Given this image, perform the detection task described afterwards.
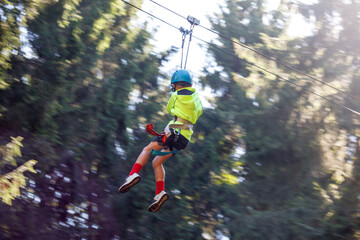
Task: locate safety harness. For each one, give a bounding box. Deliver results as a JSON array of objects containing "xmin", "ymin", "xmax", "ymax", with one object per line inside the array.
[
  {"xmin": 168, "ymin": 116, "xmax": 193, "ymax": 130},
  {"xmin": 146, "ymin": 117, "xmax": 194, "ymax": 156},
  {"xmin": 146, "ymin": 123, "xmax": 168, "ymax": 146}
]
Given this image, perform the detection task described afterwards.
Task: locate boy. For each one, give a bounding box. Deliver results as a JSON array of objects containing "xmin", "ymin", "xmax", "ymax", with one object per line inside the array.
[{"xmin": 118, "ymin": 69, "xmax": 203, "ymax": 213}]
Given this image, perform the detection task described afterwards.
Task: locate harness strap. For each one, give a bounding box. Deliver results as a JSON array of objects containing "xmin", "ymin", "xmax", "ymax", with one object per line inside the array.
[
  {"xmin": 150, "ymin": 149, "xmax": 179, "ymax": 156},
  {"xmin": 146, "ymin": 123, "xmax": 167, "ymax": 145},
  {"xmin": 170, "ymin": 116, "xmax": 193, "ymax": 130},
  {"xmin": 146, "ymin": 124, "xmax": 160, "ymax": 136},
  {"xmin": 146, "ymin": 123, "xmax": 178, "ymax": 156}
]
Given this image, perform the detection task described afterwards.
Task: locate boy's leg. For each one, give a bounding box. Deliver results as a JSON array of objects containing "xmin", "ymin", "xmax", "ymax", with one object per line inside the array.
[
  {"xmin": 152, "ymin": 152, "xmax": 173, "ymax": 186},
  {"xmin": 118, "ymin": 141, "xmax": 163, "ymax": 193},
  {"xmin": 134, "ymin": 141, "xmax": 163, "ymax": 166},
  {"xmin": 148, "ymin": 151, "xmax": 173, "ymax": 212}
]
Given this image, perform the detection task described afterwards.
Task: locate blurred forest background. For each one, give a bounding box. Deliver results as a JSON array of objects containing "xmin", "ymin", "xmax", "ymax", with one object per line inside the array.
[{"xmin": 1, "ymin": 0, "xmax": 360, "ymax": 239}]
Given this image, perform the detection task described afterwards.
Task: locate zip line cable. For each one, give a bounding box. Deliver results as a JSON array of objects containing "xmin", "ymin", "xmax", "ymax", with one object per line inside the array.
[
  {"xmin": 193, "ymin": 35, "xmax": 360, "ymax": 116},
  {"xmin": 149, "ymin": 0, "xmax": 186, "ymax": 20},
  {"xmin": 122, "ymin": 0, "xmax": 195, "ymax": 70},
  {"xmin": 120, "ymin": 0, "xmax": 360, "ymax": 116},
  {"xmin": 123, "ymin": 0, "xmax": 179, "ymax": 29},
  {"xmin": 147, "ymin": 0, "xmax": 360, "ymax": 104}
]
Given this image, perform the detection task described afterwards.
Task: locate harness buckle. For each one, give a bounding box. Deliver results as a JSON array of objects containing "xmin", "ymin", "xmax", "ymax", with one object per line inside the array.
[{"xmin": 173, "ymin": 128, "xmax": 180, "ymax": 143}]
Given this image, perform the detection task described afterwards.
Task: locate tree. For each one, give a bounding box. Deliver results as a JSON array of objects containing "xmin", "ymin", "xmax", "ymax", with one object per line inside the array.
[
  {"xmin": 200, "ymin": 0, "xmax": 360, "ymax": 239},
  {"xmin": 0, "ymin": 136, "xmax": 37, "ymax": 205},
  {"xmin": 0, "ymin": 0, "xmax": 173, "ymax": 239}
]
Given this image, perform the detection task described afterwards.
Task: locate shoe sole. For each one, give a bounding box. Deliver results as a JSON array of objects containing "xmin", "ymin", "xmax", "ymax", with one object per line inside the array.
[
  {"xmin": 118, "ymin": 176, "xmax": 141, "ymax": 193},
  {"xmin": 148, "ymin": 193, "xmax": 169, "ymax": 213}
]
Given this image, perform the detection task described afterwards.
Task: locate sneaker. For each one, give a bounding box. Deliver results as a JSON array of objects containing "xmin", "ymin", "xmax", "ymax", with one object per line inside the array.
[
  {"xmin": 147, "ymin": 191, "xmax": 169, "ymax": 213},
  {"xmin": 118, "ymin": 173, "xmax": 141, "ymax": 193}
]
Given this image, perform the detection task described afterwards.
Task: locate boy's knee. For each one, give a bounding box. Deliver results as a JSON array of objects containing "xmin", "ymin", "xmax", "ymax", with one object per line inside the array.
[
  {"xmin": 143, "ymin": 145, "xmax": 153, "ymax": 153},
  {"xmin": 152, "ymin": 158, "xmax": 160, "ymax": 168}
]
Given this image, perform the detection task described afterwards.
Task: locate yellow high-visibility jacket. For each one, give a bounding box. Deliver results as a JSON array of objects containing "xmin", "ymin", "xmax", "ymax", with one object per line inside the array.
[{"xmin": 166, "ymin": 87, "xmax": 203, "ymax": 140}]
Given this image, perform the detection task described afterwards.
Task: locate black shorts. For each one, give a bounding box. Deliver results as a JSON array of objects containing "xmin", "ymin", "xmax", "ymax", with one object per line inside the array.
[{"xmin": 152, "ymin": 128, "xmax": 189, "ymax": 151}]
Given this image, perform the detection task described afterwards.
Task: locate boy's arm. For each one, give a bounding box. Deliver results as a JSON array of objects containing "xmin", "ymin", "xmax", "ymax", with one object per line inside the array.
[{"xmin": 166, "ymin": 93, "xmax": 176, "ymax": 114}]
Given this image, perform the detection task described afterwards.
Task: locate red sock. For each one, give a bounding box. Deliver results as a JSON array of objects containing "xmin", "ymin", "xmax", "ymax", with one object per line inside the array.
[
  {"xmin": 155, "ymin": 181, "xmax": 165, "ymax": 195},
  {"xmin": 129, "ymin": 163, "xmax": 143, "ymax": 176}
]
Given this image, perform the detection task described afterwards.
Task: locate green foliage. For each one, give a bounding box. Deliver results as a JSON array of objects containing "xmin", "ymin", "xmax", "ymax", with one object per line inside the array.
[
  {"xmin": 0, "ymin": 1, "xmax": 21, "ymax": 89},
  {"xmin": 0, "ymin": 136, "xmax": 23, "ymax": 167},
  {"xmin": 0, "ymin": 136, "xmax": 37, "ymax": 205},
  {"xmin": 0, "ymin": 0, "xmax": 360, "ymax": 239},
  {"xmin": 199, "ymin": 0, "xmax": 360, "ymax": 239}
]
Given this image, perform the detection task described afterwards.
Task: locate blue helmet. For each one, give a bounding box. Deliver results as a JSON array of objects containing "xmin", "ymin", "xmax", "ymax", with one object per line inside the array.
[{"xmin": 171, "ymin": 69, "xmax": 192, "ymax": 85}]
